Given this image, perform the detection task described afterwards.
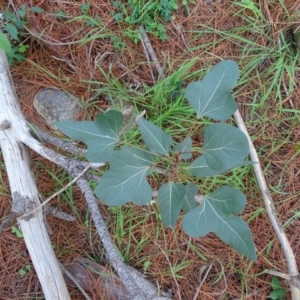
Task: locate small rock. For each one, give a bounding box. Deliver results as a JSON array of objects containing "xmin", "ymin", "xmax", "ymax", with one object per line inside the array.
[{"xmin": 34, "ymin": 88, "xmax": 82, "ymax": 129}]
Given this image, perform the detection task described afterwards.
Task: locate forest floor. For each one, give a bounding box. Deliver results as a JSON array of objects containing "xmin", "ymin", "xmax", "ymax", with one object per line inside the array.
[{"xmin": 0, "ymin": 0, "xmax": 300, "ymax": 299}]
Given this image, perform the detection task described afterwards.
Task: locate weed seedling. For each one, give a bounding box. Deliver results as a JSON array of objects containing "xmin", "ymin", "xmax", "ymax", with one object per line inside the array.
[
  {"xmin": 143, "ymin": 260, "xmax": 152, "ymax": 272},
  {"xmin": 19, "ymin": 264, "xmax": 32, "ymax": 276},
  {"xmin": 0, "ymin": 5, "xmax": 44, "ymax": 65},
  {"xmin": 112, "ymin": 0, "xmax": 178, "ymax": 41},
  {"xmin": 269, "ymin": 276, "xmax": 286, "ymax": 300},
  {"xmin": 12, "ymin": 226, "xmax": 23, "ymax": 238},
  {"xmin": 56, "ymin": 60, "xmax": 256, "ymax": 260}
]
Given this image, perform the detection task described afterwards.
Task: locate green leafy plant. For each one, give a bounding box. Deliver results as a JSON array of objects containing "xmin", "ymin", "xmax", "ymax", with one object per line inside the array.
[
  {"xmin": 269, "ymin": 276, "xmax": 286, "ymax": 300},
  {"xmin": 54, "ymin": 10, "xmax": 69, "ymax": 20},
  {"xmin": 143, "ymin": 260, "xmax": 152, "ymax": 272},
  {"xmin": 19, "ymin": 264, "xmax": 32, "ymax": 276},
  {"xmin": 80, "ymin": 3, "xmax": 91, "ymax": 15},
  {"xmin": 112, "ymin": 0, "xmax": 178, "ymax": 41},
  {"xmin": 0, "ymin": 5, "xmax": 44, "ymax": 65},
  {"xmin": 12, "ymin": 226, "xmax": 23, "ymax": 238},
  {"xmin": 55, "ymin": 60, "xmax": 256, "ymax": 260}
]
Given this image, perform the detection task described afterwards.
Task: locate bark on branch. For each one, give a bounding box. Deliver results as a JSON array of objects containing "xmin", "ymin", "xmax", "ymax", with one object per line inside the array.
[
  {"xmin": 0, "ymin": 50, "xmax": 70, "ymax": 299},
  {"xmin": 0, "ymin": 50, "xmax": 172, "ymax": 300}
]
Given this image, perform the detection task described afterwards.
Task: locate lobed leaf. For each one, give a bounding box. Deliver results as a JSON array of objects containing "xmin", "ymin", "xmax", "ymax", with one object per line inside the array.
[
  {"xmin": 95, "ymin": 146, "xmax": 154, "ymax": 205},
  {"xmin": 55, "ymin": 110, "xmax": 123, "ymax": 162},
  {"xmin": 188, "ymin": 156, "xmax": 252, "ymax": 178},
  {"xmin": 185, "ymin": 60, "xmax": 239, "ymax": 121},
  {"xmin": 158, "ymin": 182, "xmax": 186, "ymax": 228},
  {"xmin": 182, "ymin": 186, "xmax": 256, "ymax": 260},
  {"xmin": 137, "ymin": 117, "xmax": 173, "ymax": 156},
  {"xmin": 202, "ymin": 123, "xmax": 249, "ymax": 171}
]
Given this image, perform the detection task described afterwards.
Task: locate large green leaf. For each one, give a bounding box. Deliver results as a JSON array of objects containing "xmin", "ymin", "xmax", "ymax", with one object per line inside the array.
[
  {"xmin": 55, "ymin": 110, "xmax": 123, "ymax": 162},
  {"xmin": 137, "ymin": 117, "xmax": 173, "ymax": 156},
  {"xmin": 182, "ymin": 183, "xmax": 197, "ymax": 213},
  {"xmin": 185, "ymin": 60, "xmax": 239, "ymax": 121},
  {"xmin": 182, "ymin": 186, "xmax": 256, "ymax": 260},
  {"xmin": 188, "ymin": 156, "xmax": 252, "ymax": 178},
  {"xmin": 158, "ymin": 182, "xmax": 186, "ymax": 228},
  {"xmin": 202, "ymin": 123, "xmax": 249, "ymax": 170},
  {"xmin": 95, "ymin": 146, "xmax": 154, "ymax": 205},
  {"xmin": 173, "ymin": 137, "xmax": 192, "ymax": 160}
]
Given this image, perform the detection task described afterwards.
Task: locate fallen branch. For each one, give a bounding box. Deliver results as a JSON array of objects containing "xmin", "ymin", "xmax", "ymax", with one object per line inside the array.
[
  {"xmin": 0, "ymin": 50, "xmax": 70, "ymax": 299},
  {"xmin": 233, "ymin": 109, "xmax": 300, "ymax": 298},
  {"xmin": 0, "ymin": 49, "xmax": 172, "ymax": 299}
]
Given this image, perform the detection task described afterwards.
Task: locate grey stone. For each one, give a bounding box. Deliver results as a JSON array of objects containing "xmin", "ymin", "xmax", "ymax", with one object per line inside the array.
[{"xmin": 34, "ymin": 88, "xmax": 82, "ymax": 129}]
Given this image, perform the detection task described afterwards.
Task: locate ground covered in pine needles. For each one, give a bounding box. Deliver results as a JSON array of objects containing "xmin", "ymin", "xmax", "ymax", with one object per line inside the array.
[{"xmin": 0, "ymin": 1, "xmax": 300, "ymax": 299}]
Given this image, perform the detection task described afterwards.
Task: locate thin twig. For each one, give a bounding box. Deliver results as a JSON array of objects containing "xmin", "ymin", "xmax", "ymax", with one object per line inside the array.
[
  {"xmin": 155, "ymin": 242, "xmax": 181, "ymax": 300},
  {"xmin": 139, "ymin": 26, "xmax": 165, "ymax": 80},
  {"xmin": 192, "ymin": 263, "xmax": 212, "ymax": 300},
  {"xmin": 30, "ymin": 125, "xmax": 105, "ymax": 169},
  {"xmin": 264, "ymin": 270, "xmax": 300, "ymax": 289},
  {"xmin": 19, "ymin": 162, "xmax": 92, "ymax": 220},
  {"xmin": 31, "ymin": 126, "xmax": 86, "ymax": 156},
  {"xmin": 139, "ymin": 31, "xmax": 156, "ymax": 83},
  {"xmin": 171, "ymin": 20, "xmax": 190, "ymax": 50},
  {"xmin": 265, "ymin": 269, "xmax": 291, "ymax": 281},
  {"xmin": 43, "ymin": 204, "xmax": 76, "ymax": 222},
  {"xmin": 233, "ymin": 109, "xmax": 300, "ymax": 297}
]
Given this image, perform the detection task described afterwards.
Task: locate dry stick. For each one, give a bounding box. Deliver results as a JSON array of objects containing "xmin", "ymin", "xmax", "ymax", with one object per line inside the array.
[
  {"xmin": 155, "ymin": 242, "xmax": 181, "ymax": 300},
  {"xmin": 139, "ymin": 26, "xmax": 165, "ymax": 80},
  {"xmin": 43, "ymin": 203, "xmax": 76, "ymax": 222},
  {"xmin": 233, "ymin": 110, "xmax": 300, "ymax": 299},
  {"xmin": 0, "ymin": 203, "xmax": 75, "ymax": 233},
  {"xmin": 139, "ymin": 31, "xmax": 156, "ymax": 83},
  {"xmin": 265, "ymin": 269, "xmax": 300, "ymax": 289},
  {"xmin": 192, "ymin": 263, "xmax": 212, "ymax": 300},
  {"xmin": 30, "ymin": 126, "xmax": 104, "ymax": 169},
  {"xmin": 31, "ymin": 126, "xmax": 87, "ymax": 157},
  {"xmin": 19, "ymin": 162, "xmax": 93, "ymax": 220},
  {"xmin": 1, "ymin": 54, "xmax": 70, "ymax": 298}
]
